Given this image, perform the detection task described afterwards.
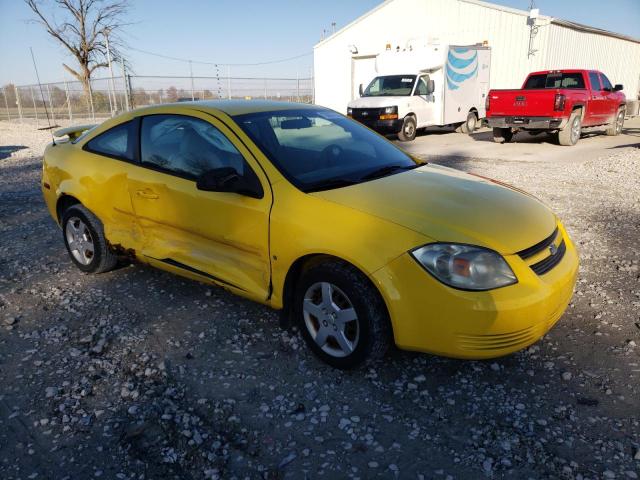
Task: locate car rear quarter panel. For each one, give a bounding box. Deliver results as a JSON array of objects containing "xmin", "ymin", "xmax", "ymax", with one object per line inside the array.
[{"xmin": 42, "ymin": 141, "xmax": 143, "ymax": 250}]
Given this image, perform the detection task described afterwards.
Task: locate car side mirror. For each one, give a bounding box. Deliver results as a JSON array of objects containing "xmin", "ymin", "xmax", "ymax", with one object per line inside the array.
[
  {"xmin": 358, "ymin": 83, "xmax": 364, "ymax": 97},
  {"xmin": 196, "ymin": 167, "xmax": 263, "ymax": 198},
  {"xmin": 614, "ymin": 84, "xmax": 623, "ymax": 91},
  {"xmin": 427, "ymin": 79, "xmax": 435, "ymax": 95}
]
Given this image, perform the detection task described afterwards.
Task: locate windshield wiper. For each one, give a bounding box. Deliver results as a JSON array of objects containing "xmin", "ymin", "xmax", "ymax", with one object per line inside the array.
[
  {"xmin": 304, "ymin": 178, "xmax": 359, "ymax": 193},
  {"xmin": 358, "ymin": 163, "xmax": 420, "ymax": 182}
]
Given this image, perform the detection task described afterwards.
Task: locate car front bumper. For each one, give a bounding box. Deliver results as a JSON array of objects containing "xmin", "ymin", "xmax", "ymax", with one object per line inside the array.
[
  {"xmin": 371, "ymin": 223, "xmax": 579, "ymax": 359},
  {"xmin": 351, "ymin": 117, "xmax": 403, "ymax": 134},
  {"xmin": 486, "ymin": 116, "xmax": 567, "ymax": 130}
]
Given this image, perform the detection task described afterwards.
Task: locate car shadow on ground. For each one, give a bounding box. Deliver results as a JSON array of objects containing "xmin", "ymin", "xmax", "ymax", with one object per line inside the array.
[{"xmin": 0, "ymin": 145, "xmax": 27, "ymax": 160}]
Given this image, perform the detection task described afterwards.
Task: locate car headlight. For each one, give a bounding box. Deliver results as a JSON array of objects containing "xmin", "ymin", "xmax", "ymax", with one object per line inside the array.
[
  {"xmin": 383, "ymin": 106, "xmax": 397, "ymax": 114},
  {"xmin": 347, "ymin": 107, "xmax": 353, "ymax": 116},
  {"xmin": 411, "ymin": 243, "xmax": 517, "ymax": 291}
]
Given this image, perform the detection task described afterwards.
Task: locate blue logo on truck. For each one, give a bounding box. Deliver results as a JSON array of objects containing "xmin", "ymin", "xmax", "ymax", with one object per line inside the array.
[{"xmin": 446, "ymin": 48, "xmax": 478, "ymax": 90}]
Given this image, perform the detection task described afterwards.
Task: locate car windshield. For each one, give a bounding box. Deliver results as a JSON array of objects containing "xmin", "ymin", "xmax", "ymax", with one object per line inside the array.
[
  {"xmin": 523, "ymin": 73, "xmax": 585, "ymax": 89},
  {"xmin": 233, "ymin": 108, "xmax": 420, "ymax": 192},
  {"xmin": 363, "ymin": 75, "xmax": 416, "ymax": 97}
]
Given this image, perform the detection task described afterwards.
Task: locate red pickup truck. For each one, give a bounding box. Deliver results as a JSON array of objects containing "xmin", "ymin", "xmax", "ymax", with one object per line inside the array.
[{"xmin": 486, "ymin": 69, "xmax": 626, "ymax": 146}]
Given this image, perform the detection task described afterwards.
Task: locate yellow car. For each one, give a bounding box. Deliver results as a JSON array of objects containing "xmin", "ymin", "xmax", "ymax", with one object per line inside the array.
[{"xmin": 42, "ymin": 101, "xmax": 579, "ymax": 368}]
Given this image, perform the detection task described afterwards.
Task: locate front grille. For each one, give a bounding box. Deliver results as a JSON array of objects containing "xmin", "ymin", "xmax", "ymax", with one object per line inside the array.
[
  {"xmin": 530, "ymin": 239, "xmax": 566, "ymax": 275},
  {"xmin": 350, "ymin": 108, "xmax": 382, "ymax": 121},
  {"xmin": 517, "ymin": 227, "xmax": 558, "ymax": 260},
  {"xmin": 456, "ymin": 325, "xmax": 541, "ymax": 352}
]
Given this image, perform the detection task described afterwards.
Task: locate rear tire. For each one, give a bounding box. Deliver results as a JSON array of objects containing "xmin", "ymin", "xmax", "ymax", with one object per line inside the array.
[
  {"xmin": 397, "ymin": 116, "xmax": 417, "ymax": 142},
  {"xmin": 558, "ymin": 110, "xmax": 582, "ymax": 146},
  {"xmin": 61, "ymin": 204, "xmax": 118, "ymax": 274},
  {"xmin": 295, "ymin": 260, "xmax": 392, "ymax": 369},
  {"xmin": 492, "ymin": 127, "xmax": 513, "ymax": 143},
  {"xmin": 605, "ymin": 108, "xmax": 625, "ymax": 136},
  {"xmin": 459, "ymin": 112, "xmax": 478, "ymax": 134}
]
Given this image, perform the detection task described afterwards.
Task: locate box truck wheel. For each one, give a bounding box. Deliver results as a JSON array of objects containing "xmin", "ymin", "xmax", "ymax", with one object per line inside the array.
[
  {"xmin": 492, "ymin": 127, "xmax": 513, "ymax": 143},
  {"xmin": 397, "ymin": 116, "xmax": 417, "ymax": 142},
  {"xmin": 458, "ymin": 112, "xmax": 478, "ymax": 134}
]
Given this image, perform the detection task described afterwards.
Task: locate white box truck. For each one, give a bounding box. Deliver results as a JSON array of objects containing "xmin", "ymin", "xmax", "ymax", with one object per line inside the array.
[{"xmin": 347, "ymin": 44, "xmax": 491, "ymax": 141}]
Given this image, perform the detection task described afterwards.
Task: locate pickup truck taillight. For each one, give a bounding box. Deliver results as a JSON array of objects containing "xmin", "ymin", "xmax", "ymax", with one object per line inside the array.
[
  {"xmin": 554, "ymin": 93, "xmax": 566, "ymax": 111},
  {"xmin": 485, "ymin": 95, "xmax": 490, "ymax": 112}
]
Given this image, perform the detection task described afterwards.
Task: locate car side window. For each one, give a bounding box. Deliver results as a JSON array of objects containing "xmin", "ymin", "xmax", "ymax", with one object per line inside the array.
[
  {"xmin": 85, "ymin": 121, "xmax": 136, "ymax": 161},
  {"xmin": 600, "ymin": 73, "xmax": 613, "ymax": 91},
  {"xmin": 415, "ymin": 76, "xmax": 429, "ymax": 96},
  {"xmin": 140, "ymin": 114, "xmax": 247, "ymax": 179},
  {"xmin": 588, "ymin": 72, "xmax": 602, "ymax": 91}
]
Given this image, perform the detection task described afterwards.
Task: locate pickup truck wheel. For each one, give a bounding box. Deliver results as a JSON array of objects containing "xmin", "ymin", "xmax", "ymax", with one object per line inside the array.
[
  {"xmin": 397, "ymin": 116, "xmax": 417, "ymax": 142},
  {"xmin": 62, "ymin": 204, "xmax": 118, "ymax": 274},
  {"xmin": 295, "ymin": 260, "xmax": 392, "ymax": 369},
  {"xmin": 558, "ymin": 111, "xmax": 581, "ymax": 146},
  {"xmin": 492, "ymin": 127, "xmax": 513, "ymax": 143},
  {"xmin": 606, "ymin": 109, "xmax": 625, "ymax": 136},
  {"xmin": 459, "ymin": 112, "xmax": 478, "ymax": 134}
]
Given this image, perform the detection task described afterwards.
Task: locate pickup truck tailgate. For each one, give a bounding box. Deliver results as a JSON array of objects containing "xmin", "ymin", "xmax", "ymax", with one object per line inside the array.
[{"xmin": 488, "ymin": 89, "xmax": 558, "ymax": 117}]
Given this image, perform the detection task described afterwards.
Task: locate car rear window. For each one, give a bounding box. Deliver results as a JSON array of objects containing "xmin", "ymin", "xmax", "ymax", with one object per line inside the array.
[
  {"xmin": 523, "ymin": 73, "xmax": 585, "ymax": 89},
  {"xmin": 84, "ymin": 121, "xmax": 136, "ymax": 161}
]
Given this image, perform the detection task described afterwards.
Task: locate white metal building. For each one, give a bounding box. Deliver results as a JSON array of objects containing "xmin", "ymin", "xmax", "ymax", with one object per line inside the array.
[{"xmin": 313, "ymin": 0, "xmax": 640, "ymax": 114}]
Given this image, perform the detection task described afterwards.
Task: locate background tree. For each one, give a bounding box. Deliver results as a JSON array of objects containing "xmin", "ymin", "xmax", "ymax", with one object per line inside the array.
[
  {"xmin": 166, "ymin": 86, "xmax": 178, "ymax": 102},
  {"xmin": 25, "ymin": 0, "xmax": 129, "ymax": 104}
]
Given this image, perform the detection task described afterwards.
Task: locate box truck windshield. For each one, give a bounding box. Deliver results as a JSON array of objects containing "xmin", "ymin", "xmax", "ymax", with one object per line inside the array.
[{"xmin": 364, "ymin": 75, "xmax": 416, "ymax": 97}]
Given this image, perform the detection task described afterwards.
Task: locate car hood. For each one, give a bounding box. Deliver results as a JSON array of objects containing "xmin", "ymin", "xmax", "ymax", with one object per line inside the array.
[
  {"xmin": 312, "ymin": 164, "xmax": 557, "ymax": 254},
  {"xmin": 348, "ymin": 96, "xmax": 411, "ymax": 109}
]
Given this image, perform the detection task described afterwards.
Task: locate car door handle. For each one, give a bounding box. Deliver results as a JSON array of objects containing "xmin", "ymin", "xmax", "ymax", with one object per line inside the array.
[{"xmin": 136, "ymin": 189, "xmax": 159, "ymax": 199}]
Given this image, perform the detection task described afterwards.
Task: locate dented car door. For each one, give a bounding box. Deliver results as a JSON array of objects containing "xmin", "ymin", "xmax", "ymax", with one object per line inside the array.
[{"xmin": 127, "ymin": 110, "xmax": 272, "ymax": 301}]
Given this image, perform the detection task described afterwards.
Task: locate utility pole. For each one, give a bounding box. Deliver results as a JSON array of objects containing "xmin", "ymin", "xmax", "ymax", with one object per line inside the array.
[
  {"xmin": 105, "ymin": 28, "xmax": 118, "ymax": 113},
  {"xmin": 120, "ymin": 59, "xmax": 130, "ymax": 111}
]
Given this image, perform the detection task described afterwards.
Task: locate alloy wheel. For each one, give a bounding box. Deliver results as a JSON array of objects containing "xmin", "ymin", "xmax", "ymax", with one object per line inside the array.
[
  {"xmin": 65, "ymin": 216, "xmax": 95, "ymax": 265},
  {"xmin": 302, "ymin": 281, "xmax": 360, "ymax": 358},
  {"xmin": 571, "ymin": 117, "xmax": 581, "ymax": 143},
  {"xmin": 616, "ymin": 111, "xmax": 624, "ymax": 134}
]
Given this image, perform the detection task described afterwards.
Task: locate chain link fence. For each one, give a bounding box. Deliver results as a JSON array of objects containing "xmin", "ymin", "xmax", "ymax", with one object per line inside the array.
[{"xmin": 0, "ymin": 75, "xmax": 314, "ymax": 125}]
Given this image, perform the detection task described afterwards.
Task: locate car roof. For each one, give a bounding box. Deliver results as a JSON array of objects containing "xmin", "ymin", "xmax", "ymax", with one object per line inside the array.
[
  {"xmin": 526, "ymin": 69, "xmax": 596, "ymax": 76},
  {"xmin": 133, "ymin": 99, "xmax": 321, "ymax": 117}
]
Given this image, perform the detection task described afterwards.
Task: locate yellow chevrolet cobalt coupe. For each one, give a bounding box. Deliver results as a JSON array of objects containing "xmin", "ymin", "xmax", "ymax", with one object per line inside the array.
[{"xmin": 42, "ymin": 101, "xmax": 578, "ymax": 368}]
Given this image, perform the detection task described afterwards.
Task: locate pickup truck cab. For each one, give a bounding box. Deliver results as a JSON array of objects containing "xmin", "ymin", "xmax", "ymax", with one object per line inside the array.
[{"xmin": 486, "ymin": 69, "xmax": 626, "ymax": 146}]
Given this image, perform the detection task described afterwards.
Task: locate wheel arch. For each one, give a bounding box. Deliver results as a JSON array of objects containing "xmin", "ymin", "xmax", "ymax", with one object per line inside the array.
[
  {"xmin": 279, "ymin": 253, "xmax": 392, "ymax": 330},
  {"xmin": 571, "ymin": 104, "xmax": 585, "ymax": 120},
  {"xmin": 56, "ymin": 194, "xmax": 82, "ymax": 224}
]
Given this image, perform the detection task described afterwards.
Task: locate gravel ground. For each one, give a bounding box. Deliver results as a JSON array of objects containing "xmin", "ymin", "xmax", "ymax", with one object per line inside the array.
[{"xmin": 0, "ymin": 119, "xmax": 639, "ymax": 480}]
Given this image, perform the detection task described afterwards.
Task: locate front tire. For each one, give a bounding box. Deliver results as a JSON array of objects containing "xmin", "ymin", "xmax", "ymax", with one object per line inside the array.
[
  {"xmin": 295, "ymin": 261, "xmax": 392, "ymax": 369},
  {"xmin": 397, "ymin": 116, "xmax": 417, "ymax": 142},
  {"xmin": 458, "ymin": 112, "xmax": 478, "ymax": 134},
  {"xmin": 605, "ymin": 108, "xmax": 625, "ymax": 136},
  {"xmin": 558, "ymin": 110, "xmax": 582, "ymax": 146},
  {"xmin": 62, "ymin": 204, "xmax": 118, "ymax": 273},
  {"xmin": 492, "ymin": 127, "xmax": 513, "ymax": 143}
]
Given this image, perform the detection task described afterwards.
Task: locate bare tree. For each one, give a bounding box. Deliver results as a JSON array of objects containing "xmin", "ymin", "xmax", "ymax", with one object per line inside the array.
[{"xmin": 25, "ymin": 0, "xmax": 128, "ymax": 103}]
